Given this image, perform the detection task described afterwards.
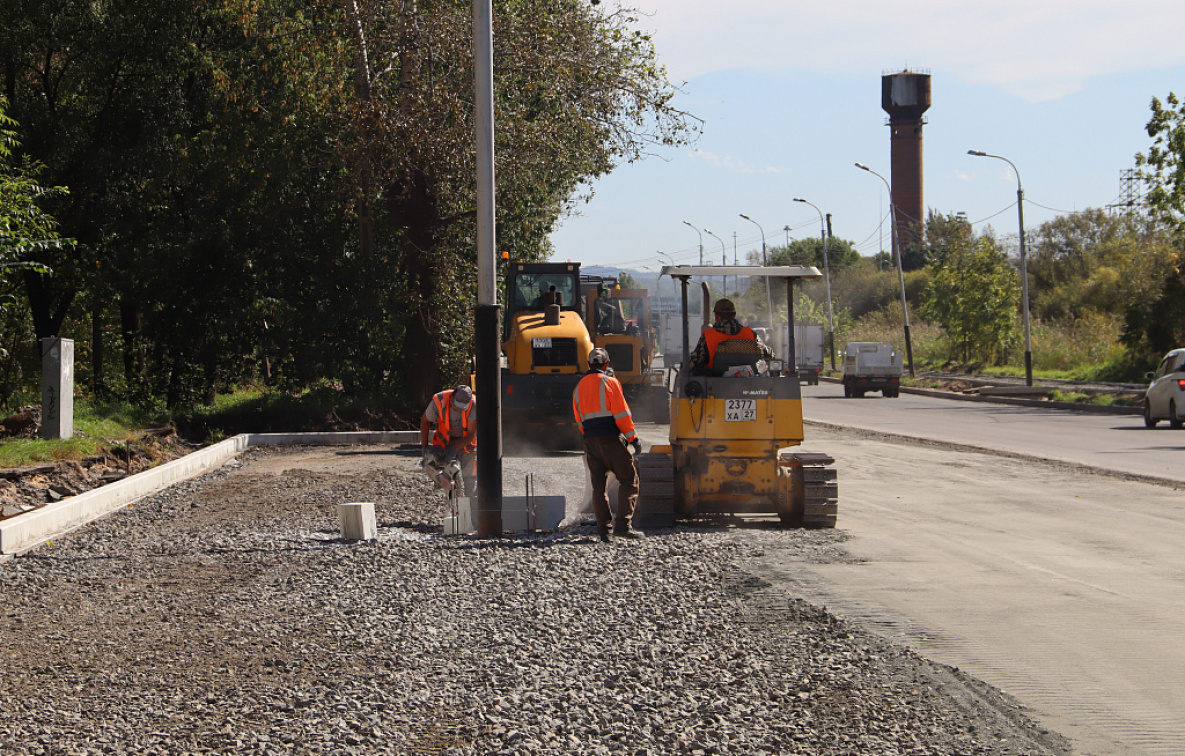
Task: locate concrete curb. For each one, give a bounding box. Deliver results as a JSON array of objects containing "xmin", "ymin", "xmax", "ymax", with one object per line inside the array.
[
  {"xmin": 817, "ymin": 375, "xmax": 1142, "ymax": 415},
  {"xmin": 0, "ymin": 430, "xmax": 421, "ymax": 557}
]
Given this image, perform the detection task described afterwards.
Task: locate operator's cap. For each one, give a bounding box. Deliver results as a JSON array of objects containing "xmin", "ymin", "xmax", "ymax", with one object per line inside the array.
[
  {"xmin": 451, "ymin": 385, "xmax": 473, "ymax": 409},
  {"xmin": 714, "ymin": 298, "xmax": 737, "ymax": 317}
]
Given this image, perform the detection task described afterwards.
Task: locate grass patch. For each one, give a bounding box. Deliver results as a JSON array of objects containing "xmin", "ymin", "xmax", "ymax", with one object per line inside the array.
[{"xmin": 0, "ymin": 399, "xmax": 160, "ymax": 468}]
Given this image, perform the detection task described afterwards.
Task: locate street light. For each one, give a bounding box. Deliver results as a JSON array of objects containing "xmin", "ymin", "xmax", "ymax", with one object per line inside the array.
[
  {"xmin": 794, "ymin": 198, "xmax": 836, "ymax": 370},
  {"xmin": 739, "ymin": 213, "xmax": 775, "ymax": 330},
  {"xmin": 682, "ymin": 221, "xmax": 704, "ymax": 265},
  {"xmin": 855, "ymin": 162, "xmax": 915, "ymax": 377},
  {"xmin": 704, "ymin": 228, "xmax": 728, "ymax": 294},
  {"xmin": 968, "ymin": 149, "xmax": 1033, "ymax": 386}
]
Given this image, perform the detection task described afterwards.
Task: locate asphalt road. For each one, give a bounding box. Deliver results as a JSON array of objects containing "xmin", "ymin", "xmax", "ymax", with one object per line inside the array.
[
  {"xmin": 738, "ymin": 383, "xmax": 1185, "ymax": 756},
  {"xmin": 800, "ymin": 382, "xmax": 1185, "ymax": 484}
]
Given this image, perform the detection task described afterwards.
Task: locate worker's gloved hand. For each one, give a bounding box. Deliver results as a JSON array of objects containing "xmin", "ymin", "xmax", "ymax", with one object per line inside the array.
[{"xmin": 630, "ymin": 439, "xmax": 643, "ymax": 456}]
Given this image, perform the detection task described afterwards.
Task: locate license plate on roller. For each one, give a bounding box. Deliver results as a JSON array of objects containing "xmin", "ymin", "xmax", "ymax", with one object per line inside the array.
[{"xmin": 725, "ymin": 399, "xmax": 756, "ymax": 422}]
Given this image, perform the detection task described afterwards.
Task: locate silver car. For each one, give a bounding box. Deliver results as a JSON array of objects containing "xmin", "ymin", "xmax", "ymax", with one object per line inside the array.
[{"xmin": 1144, "ymin": 348, "xmax": 1185, "ymax": 428}]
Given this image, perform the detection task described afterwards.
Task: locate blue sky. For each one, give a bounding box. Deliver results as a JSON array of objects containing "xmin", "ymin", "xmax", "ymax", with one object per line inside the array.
[{"xmin": 548, "ymin": 0, "xmax": 1185, "ymax": 270}]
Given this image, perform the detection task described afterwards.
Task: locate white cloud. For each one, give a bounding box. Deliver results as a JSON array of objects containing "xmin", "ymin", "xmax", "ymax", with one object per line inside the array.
[
  {"xmin": 690, "ymin": 148, "xmax": 791, "ymax": 175},
  {"xmin": 626, "ymin": 0, "xmax": 1185, "ymax": 101}
]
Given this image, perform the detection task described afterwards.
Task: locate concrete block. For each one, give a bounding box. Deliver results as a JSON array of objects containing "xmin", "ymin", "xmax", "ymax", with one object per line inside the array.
[
  {"xmin": 40, "ymin": 337, "xmax": 74, "ymax": 440},
  {"xmin": 442, "ymin": 496, "xmax": 476, "ymax": 535},
  {"xmin": 338, "ymin": 502, "xmax": 377, "ymax": 540},
  {"xmin": 501, "ymin": 495, "xmax": 566, "ymax": 532}
]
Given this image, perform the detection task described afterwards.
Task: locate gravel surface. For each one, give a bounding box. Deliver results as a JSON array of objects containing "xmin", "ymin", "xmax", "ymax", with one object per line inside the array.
[{"xmin": 1, "ymin": 444, "xmax": 1068, "ymax": 755}]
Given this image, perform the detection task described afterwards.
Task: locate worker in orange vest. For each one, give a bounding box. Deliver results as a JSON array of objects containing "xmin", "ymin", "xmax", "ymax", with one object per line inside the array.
[
  {"xmin": 572, "ymin": 348, "xmax": 643, "ymax": 542},
  {"xmin": 420, "ymin": 385, "xmax": 477, "ymax": 496},
  {"xmin": 688, "ymin": 298, "xmax": 772, "ymax": 375}
]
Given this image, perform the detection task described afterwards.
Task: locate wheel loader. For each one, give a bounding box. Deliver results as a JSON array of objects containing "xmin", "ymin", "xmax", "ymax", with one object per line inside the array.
[{"xmin": 635, "ymin": 265, "xmax": 838, "ymax": 529}]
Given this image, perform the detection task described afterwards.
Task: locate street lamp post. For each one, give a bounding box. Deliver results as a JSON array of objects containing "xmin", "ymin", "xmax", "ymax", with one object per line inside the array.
[
  {"xmin": 968, "ymin": 150, "xmax": 1033, "ymax": 386},
  {"xmin": 794, "ymin": 198, "xmax": 836, "ymax": 370},
  {"xmin": 682, "ymin": 221, "xmax": 704, "ymax": 266},
  {"xmin": 739, "ymin": 213, "xmax": 775, "ymax": 330},
  {"xmin": 704, "ymin": 228, "xmax": 728, "ymax": 295},
  {"xmin": 855, "ymin": 162, "xmax": 915, "ymax": 377},
  {"xmin": 472, "ymin": 0, "xmax": 502, "ymax": 536}
]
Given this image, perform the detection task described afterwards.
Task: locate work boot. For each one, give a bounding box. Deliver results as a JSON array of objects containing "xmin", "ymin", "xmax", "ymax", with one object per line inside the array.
[
  {"xmin": 614, "ymin": 527, "xmax": 644, "ymax": 540},
  {"xmin": 599, "ymin": 533, "xmax": 611, "ymax": 544}
]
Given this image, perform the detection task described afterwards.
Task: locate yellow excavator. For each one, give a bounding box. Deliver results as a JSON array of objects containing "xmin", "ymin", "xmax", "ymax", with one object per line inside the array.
[{"xmin": 635, "ymin": 265, "xmax": 838, "ymax": 529}]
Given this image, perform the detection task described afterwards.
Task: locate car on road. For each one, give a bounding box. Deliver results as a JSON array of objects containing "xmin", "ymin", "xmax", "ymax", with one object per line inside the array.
[{"xmin": 1144, "ymin": 348, "xmax": 1185, "ymax": 428}]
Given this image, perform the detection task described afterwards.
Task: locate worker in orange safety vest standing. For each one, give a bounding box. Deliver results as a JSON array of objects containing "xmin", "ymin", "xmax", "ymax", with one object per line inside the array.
[
  {"xmin": 572, "ymin": 348, "xmax": 643, "ymax": 542},
  {"xmin": 420, "ymin": 385, "xmax": 477, "ymax": 497}
]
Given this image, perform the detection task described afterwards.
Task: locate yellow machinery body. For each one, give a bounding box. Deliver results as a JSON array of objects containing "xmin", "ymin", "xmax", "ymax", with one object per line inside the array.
[
  {"xmin": 632, "ymin": 265, "xmax": 838, "ymax": 529},
  {"xmin": 586, "ymin": 286, "xmax": 667, "ymax": 421},
  {"xmin": 499, "ymin": 262, "xmax": 593, "ymax": 447}
]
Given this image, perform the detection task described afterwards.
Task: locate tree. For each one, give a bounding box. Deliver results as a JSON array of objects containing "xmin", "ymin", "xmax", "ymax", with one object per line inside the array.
[
  {"xmin": 323, "ymin": 0, "xmax": 696, "ymax": 404},
  {"xmin": 920, "ymin": 236, "xmax": 1019, "ymax": 366},
  {"xmin": 1128, "ymin": 93, "xmax": 1185, "ymax": 358},
  {"xmin": 767, "ymin": 236, "xmax": 860, "ymax": 271},
  {"xmin": 0, "ymin": 98, "xmax": 63, "ymax": 332}
]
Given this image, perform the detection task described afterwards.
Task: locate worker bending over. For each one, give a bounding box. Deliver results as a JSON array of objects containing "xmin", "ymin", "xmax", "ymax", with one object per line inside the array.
[
  {"xmin": 688, "ymin": 298, "xmax": 773, "ymax": 375},
  {"xmin": 420, "ymin": 385, "xmax": 477, "ymax": 497},
  {"xmin": 572, "ymin": 348, "xmax": 643, "ymax": 542}
]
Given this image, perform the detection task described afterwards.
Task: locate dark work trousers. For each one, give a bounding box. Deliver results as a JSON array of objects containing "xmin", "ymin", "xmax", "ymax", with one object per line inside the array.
[{"xmin": 583, "ymin": 435, "xmax": 639, "ymax": 534}]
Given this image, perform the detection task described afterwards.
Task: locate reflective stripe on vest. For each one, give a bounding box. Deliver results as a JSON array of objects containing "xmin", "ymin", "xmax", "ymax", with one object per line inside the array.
[{"xmin": 572, "ymin": 370, "xmax": 636, "ymax": 440}]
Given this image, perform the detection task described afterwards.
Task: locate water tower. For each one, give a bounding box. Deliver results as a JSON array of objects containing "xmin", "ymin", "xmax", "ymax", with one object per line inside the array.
[{"xmin": 881, "ymin": 70, "xmax": 931, "ymax": 246}]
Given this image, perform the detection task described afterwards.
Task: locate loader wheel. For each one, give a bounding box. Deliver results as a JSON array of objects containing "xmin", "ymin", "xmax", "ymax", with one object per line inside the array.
[{"xmin": 634, "ymin": 452, "xmax": 676, "ymax": 529}]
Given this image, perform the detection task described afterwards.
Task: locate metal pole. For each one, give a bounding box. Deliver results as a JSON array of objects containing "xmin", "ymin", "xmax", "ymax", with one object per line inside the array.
[
  {"xmin": 473, "ymin": 0, "xmax": 501, "ymax": 536},
  {"xmin": 794, "ymin": 198, "xmax": 836, "ymax": 371},
  {"xmin": 739, "ymin": 214, "xmax": 775, "ymax": 330},
  {"xmin": 1017, "ymin": 184, "xmax": 1032, "ymax": 386},
  {"xmin": 856, "ymin": 163, "xmax": 914, "ymax": 377},
  {"xmin": 968, "ymin": 150, "xmax": 1033, "ymax": 386},
  {"xmin": 705, "ymin": 229, "xmax": 727, "ymax": 297},
  {"xmin": 682, "ymin": 221, "xmax": 703, "ymax": 266}
]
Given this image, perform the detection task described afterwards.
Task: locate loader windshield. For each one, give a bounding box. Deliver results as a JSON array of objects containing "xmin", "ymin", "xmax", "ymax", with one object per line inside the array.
[{"xmin": 513, "ymin": 273, "xmax": 578, "ymax": 311}]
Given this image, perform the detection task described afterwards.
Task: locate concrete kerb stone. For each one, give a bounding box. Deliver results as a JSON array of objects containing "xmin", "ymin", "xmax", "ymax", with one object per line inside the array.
[{"xmin": 0, "ymin": 430, "xmax": 421, "ymax": 558}]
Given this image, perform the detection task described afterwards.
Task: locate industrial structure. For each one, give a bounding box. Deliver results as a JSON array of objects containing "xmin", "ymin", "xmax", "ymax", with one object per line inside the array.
[{"xmin": 881, "ymin": 70, "xmax": 931, "ymax": 247}]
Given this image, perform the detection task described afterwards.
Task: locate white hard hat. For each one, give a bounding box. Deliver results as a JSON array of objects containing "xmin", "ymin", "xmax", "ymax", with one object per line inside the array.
[{"xmin": 588, "ymin": 348, "xmax": 610, "ymax": 367}]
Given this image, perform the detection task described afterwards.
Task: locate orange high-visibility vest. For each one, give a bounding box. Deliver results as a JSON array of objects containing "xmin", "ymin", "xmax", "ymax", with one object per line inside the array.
[
  {"xmin": 703, "ymin": 326, "xmax": 756, "ymax": 369},
  {"xmin": 431, "ymin": 390, "xmax": 476, "ymax": 452},
  {"xmin": 572, "ymin": 370, "xmax": 637, "ymax": 441}
]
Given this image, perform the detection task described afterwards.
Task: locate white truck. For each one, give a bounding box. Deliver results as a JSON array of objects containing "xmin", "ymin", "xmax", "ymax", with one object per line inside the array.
[
  {"xmin": 842, "ymin": 342, "xmax": 903, "ymax": 398},
  {"xmin": 763, "ymin": 324, "xmax": 826, "ymax": 385}
]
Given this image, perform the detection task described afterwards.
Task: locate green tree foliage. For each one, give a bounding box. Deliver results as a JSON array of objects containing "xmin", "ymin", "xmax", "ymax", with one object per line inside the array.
[
  {"xmin": 0, "ymin": 99, "xmax": 61, "ymax": 279},
  {"xmin": 0, "ymin": 0, "xmax": 695, "ymax": 411},
  {"xmin": 920, "ymin": 236, "xmax": 1019, "ymax": 366},
  {"xmin": 1131, "ymin": 93, "xmax": 1185, "ymax": 358},
  {"xmin": 767, "ymin": 236, "xmax": 860, "ymax": 272}
]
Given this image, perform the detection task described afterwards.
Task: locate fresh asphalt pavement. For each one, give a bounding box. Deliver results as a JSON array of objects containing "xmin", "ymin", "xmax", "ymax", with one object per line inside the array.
[
  {"xmin": 729, "ymin": 382, "xmax": 1185, "ymax": 756},
  {"xmin": 800, "ymin": 381, "xmax": 1185, "ymax": 485}
]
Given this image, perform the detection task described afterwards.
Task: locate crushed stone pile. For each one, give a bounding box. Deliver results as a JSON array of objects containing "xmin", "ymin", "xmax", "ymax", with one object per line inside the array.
[{"xmin": 0, "ymin": 446, "xmax": 1065, "ymax": 755}]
